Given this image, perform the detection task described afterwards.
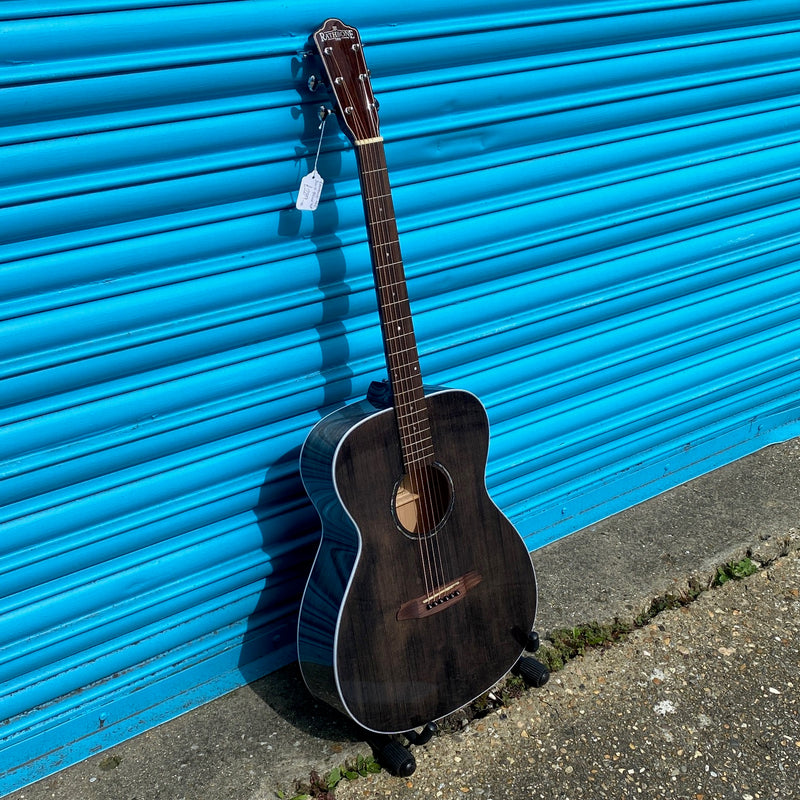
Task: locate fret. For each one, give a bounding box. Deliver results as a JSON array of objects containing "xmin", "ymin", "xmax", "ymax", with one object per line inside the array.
[
  {"xmin": 395, "ymin": 422, "xmax": 432, "ymax": 440},
  {"xmin": 395, "ymin": 400, "xmax": 426, "ymax": 413},
  {"xmin": 391, "ymin": 375, "xmax": 421, "ymax": 388},
  {"xmin": 392, "ymin": 389, "xmax": 423, "ymax": 402},
  {"xmin": 397, "ymin": 420, "xmax": 430, "ymax": 436},
  {"xmin": 367, "ymin": 217, "xmax": 398, "ymax": 229},
  {"xmin": 378, "ymin": 300, "xmax": 411, "ymax": 312},
  {"xmin": 380, "ymin": 304, "xmax": 412, "ymax": 317},
  {"xmin": 384, "ymin": 343, "xmax": 421, "ymax": 357},
  {"xmin": 373, "ymin": 260, "xmax": 404, "ymax": 270},
  {"xmin": 391, "ymin": 382, "xmax": 424, "ymax": 397},
  {"xmin": 395, "ymin": 400, "xmax": 427, "ymax": 415},
  {"xmin": 374, "ymin": 276, "xmax": 407, "ymax": 288},
  {"xmin": 395, "ymin": 405, "xmax": 425, "ymax": 419},
  {"xmin": 401, "ymin": 435, "xmax": 433, "ymax": 449},
  {"xmin": 396, "ymin": 407, "xmax": 429, "ymax": 424},
  {"xmin": 383, "ymin": 314, "xmax": 413, "ymax": 327},
  {"xmin": 383, "ymin": 321, "xmax": 415, "ymax": 330},
  {"xmin": 394, "ymin": 401, "xmax": 425, "ymax": 414},
  {"xmin": 385, "ymin": 345, "xmax": 417, "ymax": 358},
  {"xmin": 399, "ymin": 441, "xmax": 434, "ymax": 458},
  {"xmin": 403, "ymin": 447, "xmax": 437, "ymax": 469},
  {"xmin": 397, "ymin": 424, "xmax": 427, "ymax": 438}
]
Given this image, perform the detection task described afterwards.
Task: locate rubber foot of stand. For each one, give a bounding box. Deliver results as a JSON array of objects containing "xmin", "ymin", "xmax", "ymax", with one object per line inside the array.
[
  {"xmin": 515, "ymin": 655, "xmax": 550, "ymax": 688},
  {"xmin": 377, "ymin": 739, "xmax": 416, "ymax": 777},
  {"xmin": 526, "ymin": 629, "xmax": 541, "ymax": 652}
]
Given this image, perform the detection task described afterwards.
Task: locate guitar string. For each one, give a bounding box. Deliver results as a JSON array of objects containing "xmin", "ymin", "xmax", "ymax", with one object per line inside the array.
[
  {"xmin": 353, "ymin": 77, "xmax": 451, "ymax": 603},
  {"xmin": 326, "ymin": 42, "xmax": 449, "ymax": 600},
  {"xmin": 360, "ymin": 140, "xmax": 443, "ymax": 600},
  {"xmin": 361, "ymin": 139, "xmax": 450, "ymax": 603},
  {"xmin": 354, "ymin": 107, "xmax": 443, "ymax": 596},
  {"xmin": 329, "ymin": 49, "xmax": 441, "ymax": 597}
]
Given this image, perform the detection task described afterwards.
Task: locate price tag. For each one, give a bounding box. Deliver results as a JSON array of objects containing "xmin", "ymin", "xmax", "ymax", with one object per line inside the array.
[{"xmin": 296, "ymin": 169, "xmax": 324, "ymax": 211}]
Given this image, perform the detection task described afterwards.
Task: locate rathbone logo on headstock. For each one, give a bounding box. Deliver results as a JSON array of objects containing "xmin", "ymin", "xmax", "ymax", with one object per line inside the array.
[{"xmin": 318, "ymin": 26, "xmax": 355, "ymax": 42}]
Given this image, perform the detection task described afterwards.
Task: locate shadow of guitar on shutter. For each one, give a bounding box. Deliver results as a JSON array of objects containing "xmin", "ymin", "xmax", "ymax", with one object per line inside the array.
[{"xmin": 237, "ymin": 52, "xmax": 365, "ymax": 746}]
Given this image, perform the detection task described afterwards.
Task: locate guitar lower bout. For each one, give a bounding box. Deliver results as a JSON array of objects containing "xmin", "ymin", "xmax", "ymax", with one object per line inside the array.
[{"xmin": 297, "ymin": 386, "xmax": 537, "ymax": 733}]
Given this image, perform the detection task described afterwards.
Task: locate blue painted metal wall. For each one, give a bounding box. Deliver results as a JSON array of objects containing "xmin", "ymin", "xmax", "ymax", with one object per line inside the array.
[{"xmin": 2, "ymin": 0, "xmax": 800, "ymax": 792}]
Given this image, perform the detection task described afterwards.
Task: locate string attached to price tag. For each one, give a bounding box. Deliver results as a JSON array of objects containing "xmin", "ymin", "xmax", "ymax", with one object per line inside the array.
[{"xmin": 295, "ymin": 112, "xmax": 328, "ymax": 211}]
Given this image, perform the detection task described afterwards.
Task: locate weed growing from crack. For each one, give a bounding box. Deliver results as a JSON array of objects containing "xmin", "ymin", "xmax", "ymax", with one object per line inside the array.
[
  {"xmin": 714, "ymin": 556, "xmax": 758, "ymax": 585},
  {"xmin": 281, "ymin": 754, "xmax": 382, "ymax": 800}
]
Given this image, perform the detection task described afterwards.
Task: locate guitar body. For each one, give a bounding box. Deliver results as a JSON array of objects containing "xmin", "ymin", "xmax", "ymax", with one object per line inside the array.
[{"xmin": 298, "ymin": 386, "xmax": 537, "ymax": 733}]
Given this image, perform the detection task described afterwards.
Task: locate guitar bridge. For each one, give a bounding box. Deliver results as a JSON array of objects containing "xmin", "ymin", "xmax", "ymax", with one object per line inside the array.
[{"xmin": 396, "ymin": 570, "xmax": 482, "ymax": 621}]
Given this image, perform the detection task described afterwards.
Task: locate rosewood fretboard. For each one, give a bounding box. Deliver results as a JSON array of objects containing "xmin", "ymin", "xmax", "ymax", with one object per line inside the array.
[{"xmin": 354, "ymin": 138, "xmax": 434, "ymax": 471}]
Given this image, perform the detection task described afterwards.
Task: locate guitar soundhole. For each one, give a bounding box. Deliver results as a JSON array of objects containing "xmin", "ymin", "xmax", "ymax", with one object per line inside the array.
[{"xmin": 392, "ymin": 462, "xmax": 453, "ymax": 539}]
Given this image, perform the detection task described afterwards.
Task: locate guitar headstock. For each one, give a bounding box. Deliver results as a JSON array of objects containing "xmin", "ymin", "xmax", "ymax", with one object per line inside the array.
[{"xmin": 312, "ymin": 19, "xmax": 380, "ymax": 144}]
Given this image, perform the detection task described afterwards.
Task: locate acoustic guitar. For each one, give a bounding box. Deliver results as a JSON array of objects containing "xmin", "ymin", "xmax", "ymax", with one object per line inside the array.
[{"xmin": 297, "ymin": 18, "xmax": 538, "ymax": 736}]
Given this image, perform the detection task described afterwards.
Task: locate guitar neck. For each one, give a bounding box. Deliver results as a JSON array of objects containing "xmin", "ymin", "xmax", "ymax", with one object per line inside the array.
[{"xmin": 354, "ymin": 139, "xmax": 434, "ymax": 470}]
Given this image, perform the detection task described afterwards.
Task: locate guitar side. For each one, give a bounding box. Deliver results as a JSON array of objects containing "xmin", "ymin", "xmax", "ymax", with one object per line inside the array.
[
  {"xmin": 296, "ymin": 397, "xmax": 376, "ymax": 717},
  {"xmin": 297, "ymin": 387, "xmax": 537, "ymax": 733}
]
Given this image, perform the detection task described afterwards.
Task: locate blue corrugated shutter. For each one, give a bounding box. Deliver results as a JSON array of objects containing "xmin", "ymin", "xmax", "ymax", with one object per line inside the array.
[{"xmin": 2, "ymin": 0, "xmax": 800, "ymax": 791}]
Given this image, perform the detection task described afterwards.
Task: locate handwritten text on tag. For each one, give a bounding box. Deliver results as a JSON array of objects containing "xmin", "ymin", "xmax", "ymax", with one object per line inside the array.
[{"xmin": 296, "ymin": 170, "xmax": 324, "ymax": 211}]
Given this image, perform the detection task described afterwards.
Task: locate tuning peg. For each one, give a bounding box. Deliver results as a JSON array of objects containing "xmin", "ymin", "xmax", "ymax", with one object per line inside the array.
[
  {"xmin": 307, "ymin": 74, "xmax": 322, "ymax": 92},
  {"xmin": 318, "ymin": 105, "xmax": 333, "ymax": 122}
]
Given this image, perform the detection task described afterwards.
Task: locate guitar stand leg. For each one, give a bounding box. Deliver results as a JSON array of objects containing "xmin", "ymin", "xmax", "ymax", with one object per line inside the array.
[
  {"xmin": 404, "ymin": 721, "xmax": 437, "ymax": 746},
  {"xmin": 514, "ymin": 628, "xmax": 550, "ymax": 688},
  {"xmin": 364, "ymin": 722, "xmax": 437, "ymax": 777}
]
